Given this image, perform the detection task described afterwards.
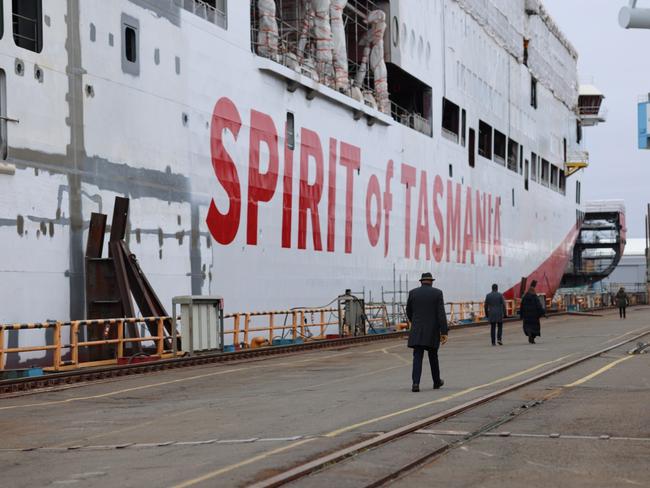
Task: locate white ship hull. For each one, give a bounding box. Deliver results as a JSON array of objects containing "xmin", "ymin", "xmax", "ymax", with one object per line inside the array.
[{"xmin": 0, "ymin": 0, "xmax": 584, "ymax": 332}]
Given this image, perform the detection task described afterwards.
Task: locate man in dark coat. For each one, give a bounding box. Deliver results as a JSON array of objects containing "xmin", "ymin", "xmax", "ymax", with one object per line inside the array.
[
  {"xmin": 520, "ymin": 282, "xmax": 545, "ymax": 344},
  {"xmin": 406, "ymin": 272, "xmax": 448, "ymax": 392},
  {"xmin": 615, "ymin": 287, "xmax": 629, "ymax": 319},
  {"xmin": 485, "ymin": 284, "xmax": 506, "ymax": 346}
]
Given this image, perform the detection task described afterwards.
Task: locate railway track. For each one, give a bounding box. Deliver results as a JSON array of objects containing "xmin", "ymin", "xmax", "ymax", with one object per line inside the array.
[{"xmin": 248, "ymin": 327, "xmax": 650, "ymax": 488}]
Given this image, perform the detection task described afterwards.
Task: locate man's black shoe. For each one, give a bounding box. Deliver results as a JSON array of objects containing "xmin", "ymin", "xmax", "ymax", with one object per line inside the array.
[
  {"xmin": 433, "ymin": 380, "xmax": 444, "ymax": 389},
  {"xmin": 412, "ymin": 384, "xmax": 420, "ymax": 392},
  {"xmin": 492, "ymin": 343, "xmax": 496, "ymax": 346},
  {"xmin": 498, "ymin": 340, "xmax": 503, "ymax": 345}
]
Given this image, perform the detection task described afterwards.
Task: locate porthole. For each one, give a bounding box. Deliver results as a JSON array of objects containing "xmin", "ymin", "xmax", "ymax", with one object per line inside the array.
[
  {"xmin": 392, "ymin": 16, "xmax": 399, "ymax": 47},
  {"xmin": 15, "ymin": 59, "xmax": 24, "ymax": 76}
]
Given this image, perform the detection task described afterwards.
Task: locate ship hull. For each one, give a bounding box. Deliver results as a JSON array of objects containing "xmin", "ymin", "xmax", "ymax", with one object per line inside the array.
[{"xmin": 0, "ymin": 0, "xmax": 582, "ymax": 330}]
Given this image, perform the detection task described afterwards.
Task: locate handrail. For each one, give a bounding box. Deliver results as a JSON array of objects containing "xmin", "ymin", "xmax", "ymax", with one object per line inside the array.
[
  {"xmin": 2, "ymin": 291, "xmax": 642, "ymax": 372},
  {"xmin": 0, "ymin": 317, "xmax": 177, "ymax": 372}
]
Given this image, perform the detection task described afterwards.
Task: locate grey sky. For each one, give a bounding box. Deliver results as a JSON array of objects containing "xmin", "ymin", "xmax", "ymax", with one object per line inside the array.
[{"xmin": 543, "ymin": 0, "xmax": 649, "ymax": 238}]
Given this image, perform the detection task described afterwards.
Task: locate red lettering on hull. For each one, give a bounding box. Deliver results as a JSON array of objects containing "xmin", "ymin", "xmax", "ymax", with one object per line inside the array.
[
  {"xmin": 207, "ymin": 98, "xmax": 506, "ymax": 269},
  {"xmin": 247, "ymin": 110, "xmax": 279, "ymax": 245},
  {"xmin": 298, "ymin": 128, "xmax": 324, "ymax": 251},
  {"xmin": 207, "ymin": 97, "xmax": 242, "ymax": 245},
  {"xmin": 340, "ymin": 142, "xmax": 360, "ymax": 254}
]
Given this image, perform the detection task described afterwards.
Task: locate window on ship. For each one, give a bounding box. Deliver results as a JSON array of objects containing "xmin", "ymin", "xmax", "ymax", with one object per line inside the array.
[
  {"xmin": 531, "ymin": 152, "xmax": 538, "ymax": 182},
  {"xmin": 12, "ymin": 0, "xmax": 42, "ymax": 53},
  {"xmin": 550, "ymin": 165, "xmax": 559, "ymax": 190},
  {"xmin": 124, "ymin": 26, "xmax": 137, "ymax": 63},
  {"xmin": 493, "ymin": 130, "xmax": 506, "ymax": 166},
  {"xmin": 478, "ymin": 120, "xmax": 492, "ymax": 159},
  {"xmin": 507, "ymin": 138, "xmax": 519, "ymax": 173},
  {"xmin": 541, "ymin": 159, "xmax": 550, "ymax": 186},
  {"xmin": 183, "ymin": 0, "xmax": 227, "ymax": 29},
  {"xmin": 461, "ymin": 109, "xmax": 466, "ymax": 147},
  {"xmin": 441, "ymin": 98, "xmax": 460, "ymax": 142},
  {"xmin": 559, "ymin": 169, "xmax": 566, "ymax": 195},
  {"xmin": 388, "ymin": 64, "xmax": 433, "ymax": 136},
  {"xmin": 530, "ymin": 76, "xmax": 537, "ymax": 109}
]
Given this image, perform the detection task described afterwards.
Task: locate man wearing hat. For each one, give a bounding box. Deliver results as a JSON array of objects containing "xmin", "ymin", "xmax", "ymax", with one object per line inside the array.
[{"xmin": 406, "ymin": 272, "xmax": 448, "ymax": 392}]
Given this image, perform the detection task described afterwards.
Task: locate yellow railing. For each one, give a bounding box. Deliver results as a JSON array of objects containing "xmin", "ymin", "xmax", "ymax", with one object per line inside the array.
[
  {"xmin": 1, "ymin": 292, "xmax": 638, "ymax": 372},
  {"xmin": 0, "ymin": 317, "xmax": 177, "ymax": 372},
  {"xmin": 224, "ymin": 304, "xmax": 390, "ymax": 348}
]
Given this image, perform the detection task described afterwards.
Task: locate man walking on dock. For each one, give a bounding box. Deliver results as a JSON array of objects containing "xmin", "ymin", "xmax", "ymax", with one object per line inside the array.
[
  {"xmin": 520, "ymin": 281, "xmax": 545, "ymax": 344},
  {"xmin": 406, "ymin": 272, "xmax": 448, "ymax": 392},
  {"xmin": 485, "ymin": 284, "xmax": 506, "ymax": 346}
]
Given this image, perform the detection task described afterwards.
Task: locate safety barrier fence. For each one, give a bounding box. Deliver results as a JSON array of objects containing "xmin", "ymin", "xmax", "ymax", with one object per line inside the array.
[
  {"xmin": 2, "ymin": 293, "xmax": 646, "ymax": 372},
  {"xmin": 224, "ymin": 304, "xmax": 390, "ymax": 349},
  {"xmin": 0, "ymin": 317, "xmax": 175, "ymax": 372}
]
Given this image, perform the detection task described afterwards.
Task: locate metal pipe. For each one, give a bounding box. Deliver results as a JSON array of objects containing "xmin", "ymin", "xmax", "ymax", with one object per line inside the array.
[{"xmin": 619, "ymin": 6, "xmax": 650, "ymax": 28}]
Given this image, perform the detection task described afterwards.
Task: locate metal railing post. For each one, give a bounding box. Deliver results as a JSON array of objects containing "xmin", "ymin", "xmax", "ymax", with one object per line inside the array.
[
  {"xmin": 320, "ymin": 310, "xmax": 325, "ymax": 337},
  {"xmin": 157, "ymin": 318, "xmax": 164, "ymax": 355},
  {"xmin": 244, "ymin": 313, "xmax": 250, "ymax": 347},
  {"xmin": 234, "ymin": 314, "xmax": 240, "ymax": 347},
  {"xmin": 0, "ymin": 327, "xmax": 4, "ymax": 371},
  {"xmin": 117, "ymin": 320, "xmax": 124, "ymax": 360},
  {"xmin": 269, "ymin": 313, "xmax": 275, "ymax": 343},
  {"xmin": 299, "ymin": 311, "xmax": 305, "ymax": 339},
  {"xmin": 54, "ymin": 322, "xmax": 62, "ymax": 371},
  {"xmin": 71, "ymin": 321, "xmax": 79, "ymax": 366}
]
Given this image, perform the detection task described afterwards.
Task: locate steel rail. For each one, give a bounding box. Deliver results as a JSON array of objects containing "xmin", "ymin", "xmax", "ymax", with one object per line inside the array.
[{"xmin": 248, "ymin": 328, "xmax": 650, "ymax": 488}]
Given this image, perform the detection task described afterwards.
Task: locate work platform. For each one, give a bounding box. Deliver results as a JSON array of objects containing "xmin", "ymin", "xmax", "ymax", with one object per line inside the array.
[{"xmin": 1, "ymin": 310, "xmax": 649, "ymax": 487}]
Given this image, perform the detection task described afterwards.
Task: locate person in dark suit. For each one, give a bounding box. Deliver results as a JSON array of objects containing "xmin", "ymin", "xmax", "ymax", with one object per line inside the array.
[
  {"xmin": 406, "ymin": 272, "xmax": 448, "ymax": 392},
  {"xmin": 484, "ymin": 284, "xmax": 506, "ymax": 346},
  {"xmin": 520, "ymin": 281, "xmax": 545, "ymax": 344}
]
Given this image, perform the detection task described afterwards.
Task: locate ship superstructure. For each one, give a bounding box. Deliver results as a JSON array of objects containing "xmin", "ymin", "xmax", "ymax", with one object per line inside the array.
[{"xmin": 0, "ymin": 0, "xmax": 596, "ymax": 327}]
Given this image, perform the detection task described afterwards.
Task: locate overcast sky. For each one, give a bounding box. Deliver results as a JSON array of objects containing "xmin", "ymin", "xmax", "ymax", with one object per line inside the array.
[{"xmin": 543, "ymin": 0, "xmax": 649, "ymax": 238}]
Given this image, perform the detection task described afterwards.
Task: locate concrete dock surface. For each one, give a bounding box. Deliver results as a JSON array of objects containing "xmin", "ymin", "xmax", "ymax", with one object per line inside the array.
[{"xmin": 0, "ymin": 308, "xmax": 649, "ymax": 487}]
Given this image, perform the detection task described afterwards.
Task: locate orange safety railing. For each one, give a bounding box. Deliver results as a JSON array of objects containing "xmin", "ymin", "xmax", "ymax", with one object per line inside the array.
[
  {"xmin": 224, "ymin": 304, "xmax": 390, "ymax": 348},
  {"xmin": 0, "ymin": 317, "xmax": 178, "ymax": 372},
  {"xmin": 2, "ymin": 292, "xmax": 643, "ymax": 371}
]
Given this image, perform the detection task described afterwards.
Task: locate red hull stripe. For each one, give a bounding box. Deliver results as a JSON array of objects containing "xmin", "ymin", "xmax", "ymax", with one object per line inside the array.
[{"xmin": 503, "ymin": 224, "xmax": 580, "ymax": 300}]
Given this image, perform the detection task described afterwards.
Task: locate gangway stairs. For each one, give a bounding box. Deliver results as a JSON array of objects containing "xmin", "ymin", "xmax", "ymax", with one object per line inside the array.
[{"xmin": 561, "ymin": 201, "xmax": 627, "ymax": 288}]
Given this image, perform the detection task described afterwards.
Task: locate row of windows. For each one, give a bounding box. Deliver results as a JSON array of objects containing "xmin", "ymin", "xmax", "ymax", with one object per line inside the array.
[
  {"xmin": 0, "ymin": 0, "xmax": 43, "ymax": 53},
  {"xmin": 442, "ymin": 97, "xmax": 567, "ymax": 196},
  {"xmin": 0, "ymin": 1, "xmax": 229, "ymax": 57}
]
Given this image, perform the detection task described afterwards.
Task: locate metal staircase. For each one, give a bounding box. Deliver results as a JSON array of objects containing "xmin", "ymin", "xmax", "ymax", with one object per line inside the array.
[{"xmin": 561, "ymin": 201, "xmax": 627, "ymax": 288}]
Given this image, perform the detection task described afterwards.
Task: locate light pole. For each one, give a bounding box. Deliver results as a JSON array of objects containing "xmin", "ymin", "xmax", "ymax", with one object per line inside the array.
[{"xmin": 620, "ymin": 1, "xmax": 650, "ymax": 29}]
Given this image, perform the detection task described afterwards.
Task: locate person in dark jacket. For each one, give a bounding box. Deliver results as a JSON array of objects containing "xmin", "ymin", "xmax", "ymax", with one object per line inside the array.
[
  {"xmin": 615, "ymin": 287, "xmax": 629, "ymax": 319},
  {"xmin": 485, "ymin": 284, "xmax": 506, "ymax": 346},
  {"xmin": 406, "ymin": 272, "xmax": 448, "ymax": 392},
  {"xmin": 520, "ymin": 282, "xmax": 545, "ymax": 344}
]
